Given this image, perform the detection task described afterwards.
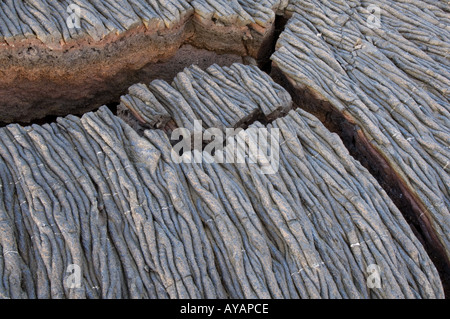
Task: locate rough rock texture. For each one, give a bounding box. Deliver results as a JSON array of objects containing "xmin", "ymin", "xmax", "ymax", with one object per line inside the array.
[
  {"xmin": 119, "ymin": 63, "xmax": 292, "ymax": 132},
  {"xmin": 0, "ymin": 64, "xmax": 444, "ymax": 298},
  {"xmin": 0, "ymin": 0, "xmax": 449, "ymax": 300},
  {"xmin": 272, "ymin": 0, "xmax": 449, "ymax": 289},
  {"xmin": 0, "ymin": 0, "xmax": 288, "ymax": 123}
]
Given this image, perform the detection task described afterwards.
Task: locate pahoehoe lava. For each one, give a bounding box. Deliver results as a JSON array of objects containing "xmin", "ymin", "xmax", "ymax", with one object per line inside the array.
[{"xmin": 0, "ymin": 0, "xmax": 448, "ymax": 299}]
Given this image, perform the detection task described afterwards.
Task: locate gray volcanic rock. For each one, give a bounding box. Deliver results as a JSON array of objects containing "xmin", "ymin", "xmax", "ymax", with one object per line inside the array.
[
  {"xmin": 0, "ymin": 0, "xmax": 287, "ymax": 123},
  {"xmin": 0, "ymin": 63, "xmax": 444, "ymax": 298},
  {"xmin": 272, "ymin": 0, "xmax": 449, "ymax": 283},
  {"xmin": 0, "ymin": 0, "xmax": 288, "ymax": 46},
  {"xmin": 119, "ymin": 63, "xmax": 292, "ymax": 131},
  {"xmin": 0, "ymin": 0, "xmax": 448, "ymax": 299}
]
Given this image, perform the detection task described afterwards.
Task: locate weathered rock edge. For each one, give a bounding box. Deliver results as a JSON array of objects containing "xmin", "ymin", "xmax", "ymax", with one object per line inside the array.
[
  {"xmin": 271, "ymin": 0, "xmax": 449, "ymax": 294},
  {"xmin": 0, "ymin": 0, "xmax": 288, "ymax": 123},
  {"xmin": 0, "ymin": 61, "xmax": 444, "ymax": 297}
]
